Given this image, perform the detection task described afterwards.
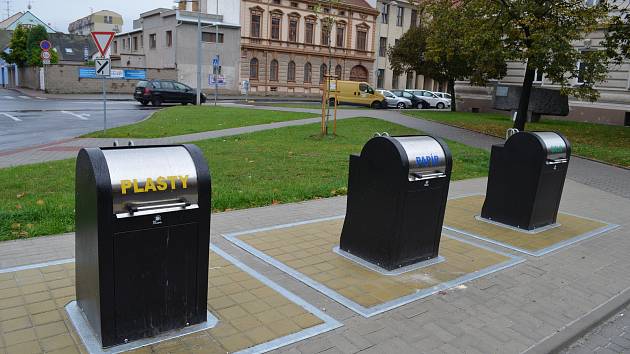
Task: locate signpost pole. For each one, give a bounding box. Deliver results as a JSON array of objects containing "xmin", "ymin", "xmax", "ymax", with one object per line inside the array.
[{"xmin": 102, "ymin": 77, "xmax": 107, "ymax": 134}]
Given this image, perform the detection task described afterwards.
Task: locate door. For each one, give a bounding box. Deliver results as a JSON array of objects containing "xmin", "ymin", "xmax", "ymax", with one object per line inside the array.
[
  {"xmin": 158, "ymin": 81, "xmax": 176, "ymax": 102},
  {"xmin": 174, "ymin": 82, "xmax": 191, "ymax": 103},
  {"xmin": 422, "ymin": 91, "xmax": 437, "ymax": 107},
  {"xmin": 382, "ymin": 91, "xmax": 397, "ymax": 107},
  {"xmin": 113, "ymin": 223, "xmax": 199, "ymax": 343}
]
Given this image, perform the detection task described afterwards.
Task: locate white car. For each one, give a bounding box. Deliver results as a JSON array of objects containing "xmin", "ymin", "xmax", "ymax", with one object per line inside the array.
[
  {"xmin": 408, "ymin": 90, "xmax": 451, "ymax": 109},
  {"xmin": 433, "ymin": 92, "xmax": 452, "ymax": 101},
  {"xmin": 377, "ymin": 90, "xmax": 413, "ymax": 109}
]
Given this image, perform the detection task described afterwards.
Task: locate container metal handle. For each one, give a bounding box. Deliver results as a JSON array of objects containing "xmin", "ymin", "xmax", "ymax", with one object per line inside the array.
[
  {"xmin": 125, "ymin": 198, "xmax": 191, "ymax": 214},
  {"xmin": 546, "ymin": 158, "xmax": 568, "ymax": 165}
]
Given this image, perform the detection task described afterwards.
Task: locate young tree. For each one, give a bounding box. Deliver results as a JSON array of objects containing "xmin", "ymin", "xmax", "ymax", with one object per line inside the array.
[
  {"xmin": 0, "ymin": 25, "xmax": 58, "ymax": 67},
  {"xmin": 388, "ymin": 1, "xmax": 506, "ymax": 112},
  {"xmin": 471, "ymin": 0, "xmax": 612, "ymax": 131}
]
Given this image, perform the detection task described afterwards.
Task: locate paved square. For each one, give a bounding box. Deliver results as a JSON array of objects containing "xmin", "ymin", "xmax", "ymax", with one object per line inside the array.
[
  {"xmin": 443, "ymin": 195, "xmax": 620, "ymax": 256},
  {"xmin": 0, "ymin": 246, "xmax": 340, "ymax": 354},
  {"xmin": 224, "ymin": 217, "xmax": 524, "ymax": 317}
]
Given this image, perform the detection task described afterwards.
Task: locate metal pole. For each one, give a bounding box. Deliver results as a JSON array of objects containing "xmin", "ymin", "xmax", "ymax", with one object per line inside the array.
[
  {"xmin": 102, "ymin": 77, "xmax": 107, "ymax": 134},
  {"xmin": 214, "ymin": 0, "xmax": 218, "ymax": 106},
  {"xmin": 196, "ymin": 10, "xmax": 202, "ymax": 105}
]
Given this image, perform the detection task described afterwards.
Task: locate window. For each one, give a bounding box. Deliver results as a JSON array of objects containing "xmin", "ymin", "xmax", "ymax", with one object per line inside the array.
[
  {"xmin": 133, "ymin": 36, "xmax": 138, "ymax": 51},
  {"xmin": 251, "ymin": 14, "xmax": 261, "ymax": 38},
  {"xmin": 288, "ymin": 61, "xmax": 296, "ymax": 82},
  {"xmin": 250, "ymin": 58, "xmax": 259, "ymax": 80},
  {"xmin": 320, "ymin": 63, "xmax": 327, "ymax": 84},
  {"xmin": 577, "ymin": 60, "xmax": 586, "ymax": 84},
  {"xmin": 149, "ymin": 34, "xmax": 156, "ymax": 49},
  {"xmin": 289, "ymin": 18, "xmax": 298, "ymax": 42},
  {"xmin": 166, "ymin": 31, "xmax": 172, "ymax": 47},
  {"xmin": 304, "ymin": 62, "xmax": 312, "ymax": 83},
  {"xmin": 122, "ymin": 38, "xmax": 126, "ymax": 50},
  {"xmin": 336, "ymin": 23, "xmax": 345, "ymax": 47},
  {"xmin": 202, "ymin": 32, "xmax": 224, "ymax": 43},
  {"xmin": 321, "ymin": 27, "xmax": 330, "ymax": 46},
  {"xmin": 104, "ymin": 16, "xmax": 112, "ymax": 24},
  {"xmin": 270, "ymin": 60, "xmax": 279, "ymax": 81},
  {"xmin": 305, "ymin": 20, "xmax": 315, "ymax": 44},
  {"xmin": 411, "ymin": 9, "xmax": 418, "ymax": 28},
  {"xmin": 396, "ymin": 6, "xmax": 404, "ymax": 26},
  {"xmin": 627, "ymin": 71, "xmax": 630, "ymax": 90},
  {"xmin": 392, "ymin": 73, "xmax": 399, "ymax": 89},
  {"xmin": 335, "ymin": 64, "xmax": 342, "ymax": 79},
  {"xmin": 160, "ymin": 81, "xmax": 174, "ymax": 90},
  {"xmin": 271, "ymin": 16, "xmax": 281, "ymax": 40},
  {"xmin": 381, "ymin": 3, "xmax": 389, "ymax": 24},
  {"xmin": 113, "ymin": 41, "xmax": 118, "ymax": 54},
  {"xmin": 140, "ymin": 35, "xmax": 143, "ymax": 48},
  {"xmin": 356, "ymin": 29, "xmax": 367, "ymax": 51},
  {"xmin": 534, "ymin": 69, "xmax": 544, "ymax": 83},
  {"xmin": 272, "ymin": 0, "xmax": 280, "ymax": 4},
  {"xmin": 585, "ymin": 0, "xmax": 599, "ymax": 6},
  {"xmin": 377, "ymin": 69, "xmax": 385, "ymax": 88},
  {"xmin": 290, "ymin": 1, "xmax": 298, "ymax": 7},
  {"xmin": 406, "ymin": 72, "xmax": 414, "ymax": 88},
  {"xmin": 174, "ymin": 82, "xmax": 189, "ymax": 91},
  {"xmin": 379, "ymin": 37, "xmax": 387, "ymax": 57}
]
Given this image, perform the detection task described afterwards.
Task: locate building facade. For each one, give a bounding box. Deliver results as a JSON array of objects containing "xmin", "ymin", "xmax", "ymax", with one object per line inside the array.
[
  {"xmin": 0, "ymin": 11, "xmax": 56, "ymax": 33},
  {"xmin": 240, "ymin": 0, "xmax": 379, "ymax": 96},
  {"xmin": 68, "ymin": 10, "xmax": 123, "ymax": 35},
  {"xmin": 374, "ymin": 0, "xmax": 444, "ymax": 92},
  {"xmin": 112, "ymin": 7, "xmax": 241, "ymax": 93}
]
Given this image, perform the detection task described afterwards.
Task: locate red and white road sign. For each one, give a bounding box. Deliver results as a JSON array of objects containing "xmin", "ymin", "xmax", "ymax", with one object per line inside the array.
[
  {"xmin": 41, "ymin": 51, "xmax": 51, "ymax": 60},
  {"xmin": 90, "ymin": 32, "xmax": 115, "ymax": 57}
]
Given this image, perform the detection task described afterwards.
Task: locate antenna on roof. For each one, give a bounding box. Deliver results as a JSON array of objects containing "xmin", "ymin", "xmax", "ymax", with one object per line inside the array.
[
  {"xmin": 27, "ymin": 0, "xmax": 34, "ymax": 11},
  {"xmin": 4, "ymin": 0, "xmax": 11, "ymax": 20}
]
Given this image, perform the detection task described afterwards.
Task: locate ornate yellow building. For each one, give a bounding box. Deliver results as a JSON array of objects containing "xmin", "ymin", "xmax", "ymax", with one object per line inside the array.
[{"xmin": 240, "ymin": 0, "xmax": 378, "ymax": 95}]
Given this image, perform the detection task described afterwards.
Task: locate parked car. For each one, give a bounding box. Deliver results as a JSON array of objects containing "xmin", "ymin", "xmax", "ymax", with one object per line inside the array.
[
  {"xmin": 408, "ymin": 90, "xmax": 451, "ymax": 109},
  {"xmin": 134, "ymin": 79, "xmax": 206, "ymax": 106},
  {"xmin": 328, "ymin": 80, "xmax": 386, "ymax": 109},
  {"xmin": 377, "ymin": 90, "xmax": 413, "ymax": 109},
  {"xmin": 390, "ymin": 89, "xmax": 430, "ymax": 109},
  {"xmin": 433, "ymin": 92, "xmax": 452, "ymax": 101}
]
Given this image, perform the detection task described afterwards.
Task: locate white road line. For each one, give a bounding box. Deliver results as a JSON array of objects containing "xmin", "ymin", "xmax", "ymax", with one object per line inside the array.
[
  {"xmin": 18, "ymin": 95, "xmax": 31, "ymax": 99},
  {"xmin": 61, "ymin": 111, "xmax": 90, "ymax": 120},
  {"xmin": 2, "ymin": 96, "xmax": 15, "ymax": 99},
  {"xmin": 36, "ymin": 97, "xmax": 47, "ymax": 100},
  {"xmin": 1, "ymin": 113, "xmax": 21, "ymax": 122}
]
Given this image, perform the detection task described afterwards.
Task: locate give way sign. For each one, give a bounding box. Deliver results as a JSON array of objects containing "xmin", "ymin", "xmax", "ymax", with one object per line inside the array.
[{"xmin": 91, "ymin": 32, "xmax": 115, "ymax": 57}]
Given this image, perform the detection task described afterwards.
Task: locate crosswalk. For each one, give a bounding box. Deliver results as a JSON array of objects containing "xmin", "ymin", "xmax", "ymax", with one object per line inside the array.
[
  {"xmin": 1, "ymin": 95, "xmax": 47, "ymax": 100},
  {"xmin": 0, "ymin": 110, "xmax": 93, "ymax": 123}
]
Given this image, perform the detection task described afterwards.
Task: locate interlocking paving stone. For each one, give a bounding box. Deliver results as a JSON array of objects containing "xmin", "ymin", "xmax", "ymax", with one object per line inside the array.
[
  {"xmin": 0, "ymin": 249, "xmax": 340, "ymax": 354},
  {"xmin": 443, "ymin": 195, "xmax": 618, "ymax": 256},
  {"xmin": 226, "ymin": 218, "xmax": 523, "ymax": 317}
]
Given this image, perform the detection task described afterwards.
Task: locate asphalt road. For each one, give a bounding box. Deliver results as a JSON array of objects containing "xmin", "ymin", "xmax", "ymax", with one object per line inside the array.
[{"xmin": 0, "ymin": 88, "xmax": 157, "ymax": 151}]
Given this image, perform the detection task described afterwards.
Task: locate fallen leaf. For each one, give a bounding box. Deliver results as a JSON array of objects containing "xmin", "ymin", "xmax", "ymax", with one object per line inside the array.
[
  {"xmin": 18, "ymin": 231, "xmax": 29, "ymax": 238},
  {"xmin": 11, "ymin": 223, "xmax": 21, "ymax": 230},
  {"xmin": 36, "ymin": 199, "xmax": 45, "ymax": 205},
  {"xmin": 272, "ymin": 200, "xmax": 280, "ymax": 205},
  {"xmin": 16, "ymin": 193, "xmax": 25, "ymax": 199},
  {"xmin": 15, "ymin": 204, "xmax": 22, "ymax": 210}
]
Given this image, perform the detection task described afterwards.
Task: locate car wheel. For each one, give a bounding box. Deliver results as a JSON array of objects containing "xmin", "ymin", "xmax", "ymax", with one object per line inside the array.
[
  {"xmin": 396, "ymin": 102, "xmax": 406, "ymax": 109},
  {"xmin": 152, "ymin": 97, "xmax": 162, "ymax": 107},
  {"xmin": 181, "ymin": 102, "xmax": 188, "ymax": 106},
  {"xmin": 371, "ymin": 101, "xmax": 381, "ymax": 109},
  {"xmin": 140, "ymin": 100, "xmax": 149, "ymax": 106},
  {"xmin": 436, "ymin": 102, "xmax": 445, "ymax": 109}
]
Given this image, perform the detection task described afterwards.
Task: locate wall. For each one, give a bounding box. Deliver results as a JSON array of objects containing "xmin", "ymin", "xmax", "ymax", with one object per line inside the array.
[{"xmin": 14, "ymin": 64, "xmax": 176, "ymax": 94}]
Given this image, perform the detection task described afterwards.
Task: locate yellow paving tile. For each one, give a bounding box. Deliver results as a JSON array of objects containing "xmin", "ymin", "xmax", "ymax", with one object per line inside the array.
[
  {"xmin": 0, "ymin": 250, "xmax": 325, "ymax": 353},
  {"xmin": 238, "ymin": 219, "xmax": 512, "ymax": 309},
  {"xmin": 445, "ymin": 195, "xmax": 609, "ymax": 252}
]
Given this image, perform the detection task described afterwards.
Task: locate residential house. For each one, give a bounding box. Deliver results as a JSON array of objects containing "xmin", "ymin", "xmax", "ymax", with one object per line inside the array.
[{"xmin": 68, "ymin": 10, "xmax": 123, "ymax": 35}]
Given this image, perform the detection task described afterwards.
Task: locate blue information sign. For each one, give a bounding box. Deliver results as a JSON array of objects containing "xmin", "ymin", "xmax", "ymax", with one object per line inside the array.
[
  {"xmin": 79, "ymin": 68, "xmax": 96, "ymax": 78},
  {"xmin": 40, "ymin": 40, "xmax": 51, "ymax": 51},
  {"xmin": 124, "ymin": 70, "xmax": 146, "ymax": 80}
]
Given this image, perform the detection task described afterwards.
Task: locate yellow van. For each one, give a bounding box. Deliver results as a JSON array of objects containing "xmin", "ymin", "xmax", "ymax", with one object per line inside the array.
[{"xmin": 328, "ymin": 81, "xmax": 386, "ymax": 109}]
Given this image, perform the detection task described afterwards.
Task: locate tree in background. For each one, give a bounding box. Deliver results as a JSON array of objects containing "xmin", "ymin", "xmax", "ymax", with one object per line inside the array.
[
  {"xmin": 388, "ymin": 1, "xmax": 506, "ymax": 112},
  {"xmin": 470, "ymin": 0, "xmax": 612, "ymax": 131},
  {"xmin": 1, "ymin": 25, "xmax": 58, "ymax": 67},
  {"xmin": 605, "ymin": 1, "xmax": 630, "ymax": 62}
]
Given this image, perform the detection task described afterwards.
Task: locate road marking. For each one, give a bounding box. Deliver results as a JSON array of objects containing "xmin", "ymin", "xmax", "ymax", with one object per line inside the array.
[
  {"xmin": 2, "ymin": 96, "xmax": 15, "ymax": 99},
  {"xmin": 36, "ymin": 97, "xmax": 47, "ymax": 100},
  {"xmin": 18, "ymin": 96, "xmax": 31, "ymax": 99},
  {"xmin": 61, "ymin": 111, "xmax": 90, "ymax": 120},
  {"xmin": 1, "ymin": 113, "xmax": 21, "ymax": 122}
]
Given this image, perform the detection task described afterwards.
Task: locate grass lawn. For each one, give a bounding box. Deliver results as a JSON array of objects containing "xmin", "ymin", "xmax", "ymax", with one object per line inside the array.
[
  {"xmin": 405, "ymin": 111, "xmax": 630, "ymax": 168},
  {"xmin": 253, "ymin": 103, "xmax": 369, "ymax": 110},
  {"xmin": 0, "ymin": 118, "xmax": 489, "ymax": 241},
  {"xmin": 82, "ymin": 106, "xmax": 318, "ymax": 138}
]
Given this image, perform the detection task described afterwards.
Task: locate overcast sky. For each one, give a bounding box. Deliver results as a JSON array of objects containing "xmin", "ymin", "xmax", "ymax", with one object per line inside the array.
[{"xmin": 3, "ymin": 0, "xmax": 177, "ymax": 32}]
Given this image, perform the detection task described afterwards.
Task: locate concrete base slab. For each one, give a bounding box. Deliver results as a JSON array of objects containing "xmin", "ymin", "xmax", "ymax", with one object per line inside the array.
[
  {"xmin": 224, "ymin": 217, "xmax": 524, "ymax": 318},
  {"xmin": 333, "ymin": 246, "xmax": 446, "ymax": 276}
]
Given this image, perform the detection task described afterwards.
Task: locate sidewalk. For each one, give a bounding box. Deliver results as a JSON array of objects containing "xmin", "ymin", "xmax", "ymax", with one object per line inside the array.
[{"xmin": 0, "ymin": 177, "xmax": 628, "ymax": 353}]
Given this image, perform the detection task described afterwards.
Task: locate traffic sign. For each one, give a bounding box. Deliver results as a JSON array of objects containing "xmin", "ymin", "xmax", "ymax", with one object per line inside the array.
[
  {"xmin": 41, "ymin": 51, "xmax": 51, "ymax": 60},
  {"xmin": 42, "ymin": 59, "xmax": 51, "ymax": 65},
  {"xmin": 95, "ymin": 58, "xmax": 111, "ymax": 77},
  {"xmin": 40, "ymin": 40, "xmax": 51, "ymax": 51},
  {"xmin": 91, "ymin": 32, "xmax": 115, "ymax": 57},
  {"xmin": 212, "ymin": 57, "xmax": 220, "ymax": 68}
]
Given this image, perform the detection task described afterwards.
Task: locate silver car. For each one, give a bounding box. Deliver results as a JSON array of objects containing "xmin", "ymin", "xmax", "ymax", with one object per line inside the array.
[{"xmin": 377, "ymin": 90, "xmax": 413, "ymax": 109}]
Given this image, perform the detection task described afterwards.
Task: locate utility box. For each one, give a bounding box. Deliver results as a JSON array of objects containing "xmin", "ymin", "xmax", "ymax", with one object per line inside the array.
[
  {"xmin": 481, "ymin": 132, "xmax": 570, "ymax": 230},
  {"xmin": 340, "ymin": 135, "xmax": 452, "ymax": 270},
  {"xmin": 75, "ymin": 144, "xmax": 211, "ymax": 348}
]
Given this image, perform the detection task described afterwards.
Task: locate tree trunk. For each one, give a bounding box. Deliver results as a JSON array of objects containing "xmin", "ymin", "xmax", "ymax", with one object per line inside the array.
[
  {"xmin": 448, "ymin": 78, "xmax": 456, "ymax": 112},
  {"xmin": 514, "ymin": 62, "xmax": 536, "ymax": 131}
]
